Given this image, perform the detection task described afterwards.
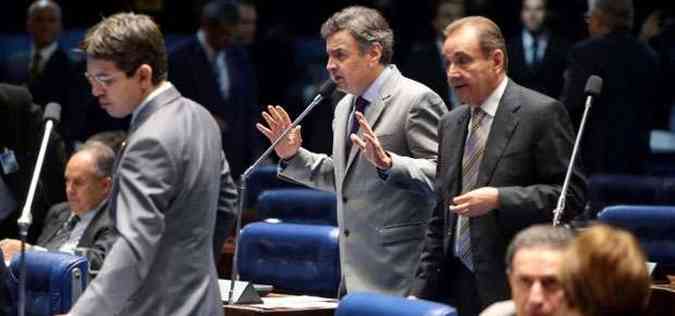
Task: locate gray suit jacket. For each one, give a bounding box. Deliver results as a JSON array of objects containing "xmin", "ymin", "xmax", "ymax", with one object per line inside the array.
[
  {"xmin": 36, "ymin": 201, "xmax": 117, "ymax": 271},
  {"xmin": 413, "ymin": 80, "xmax": 586, "ymax": 307},
  {"xmin": 281, "ymin": 65, "xmax": 447, "ymax": 296},
  {"xmin": 70, "ymin": 85, "xmax": 231, "ymax": 316}
]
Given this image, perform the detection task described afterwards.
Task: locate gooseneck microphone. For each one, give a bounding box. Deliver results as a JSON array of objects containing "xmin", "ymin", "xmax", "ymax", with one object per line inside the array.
[
  {"xmin": 227, "ymin": 80, "xmax": 336, "ymax": 304},
  {"xmin": 17, "ymin": 102, "xmax": 61, "ymax": 316},
  {"xmin": 553, "ymin": 76, "xmax": 602, "ymax": 226}
]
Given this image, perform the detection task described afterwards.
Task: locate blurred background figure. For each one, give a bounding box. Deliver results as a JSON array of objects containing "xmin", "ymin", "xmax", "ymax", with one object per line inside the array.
[
  {"xmin": 507, "ymin": 0, "xmax": 570, "ymax": 98},
  {"xmin": 558, "ymin": 224, "xmax": 651, "ymax": 316},
  {"xmin": 403, "ymin": 0, "xmax": 465, "ymax": 109},
  {"xmin": 560, "ymin": 0, "xmax": 662, "ymax": 176}
]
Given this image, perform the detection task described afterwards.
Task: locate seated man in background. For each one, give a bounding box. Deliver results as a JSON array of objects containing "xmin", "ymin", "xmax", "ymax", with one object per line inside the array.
[
  {"xmin": 558, "ymin": 224, "xmax": 651, "ymax": 316},
  {"xmin": 480, "ymin": 224, "xmax": 574, "ymax": 316},
  {"xmin": 0, "ymin": 142, "xmax": 117, "ymax": 272}
]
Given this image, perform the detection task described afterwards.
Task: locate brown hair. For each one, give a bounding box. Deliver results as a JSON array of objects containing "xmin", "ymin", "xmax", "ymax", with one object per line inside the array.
[
  {"xmin": 81, "ymin": 13, "xmax": 167, "ymax": 85},
  {"xmin": 560, "ymin": 224, "xmax": 650, "ymax": 316},
  {"xmin": 443, "ymin": 16, "xmax": 509, "ymax": 73}
]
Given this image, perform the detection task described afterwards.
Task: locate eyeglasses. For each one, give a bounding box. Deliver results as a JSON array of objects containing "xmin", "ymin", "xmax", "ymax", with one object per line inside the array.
[{"xmin": 84, "ymin": 72, "xmax": 124, "ymax": 88}]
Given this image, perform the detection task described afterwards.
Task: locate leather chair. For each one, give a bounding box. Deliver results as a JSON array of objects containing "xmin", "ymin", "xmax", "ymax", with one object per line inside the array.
[
  {"xmin": 6, "ymin": 251, "xmax": 88, "ymax": 316},
  {"xmin": 237, "ymin": 222, "xmax": 340, "ymax": 297},
  {"xmin": 598, "ymin": 205, "xmax": 675, "ymax": 264},
  {"xmin": 587, "ymin": 175, "xmax": 675, "ymax": 214},
  {"xmin": 256, "ymin": 188, "xmax": 337, "ymax": 225},
  {"xmin": 335, "ymin": 292, "xmax": 457, "ymax": 316}
]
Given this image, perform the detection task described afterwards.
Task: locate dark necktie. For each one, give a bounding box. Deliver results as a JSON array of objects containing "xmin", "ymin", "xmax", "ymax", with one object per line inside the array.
[
  {"xmin": 454, "ymin": 108, "xmax": 487, "ymax": 272},
  {"xmin": 530, "ymin": 35, "xmax": 540, "ymax": 69},
  {"xmin": 30, "ymin": 52, "xmax": 42, "ymax": 83},
  {"xmin": 44, "ymin": 214, "xmax": 81, "ymax": 250},
  {"xmin": 350, "ymin": 96, "xmax": 370, "ymax": 136}
]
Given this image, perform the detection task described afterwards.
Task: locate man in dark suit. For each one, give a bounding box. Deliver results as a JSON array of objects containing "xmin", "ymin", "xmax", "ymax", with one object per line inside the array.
[
  {"xmin": 507, "ymin": 0, "xmax": 570, "ymax": 98},
  {"xmin": 411, "ymin": 17, "xmax": 586, "ymax": 316},
  {"xmin": 68, "ymin": 13, "xmax": 236, "ymax": 315},
  {"xmin": 403, "ymin": 0, "xmax": 465, "ymax": 109},
  {"xmin": 169, "ymin": 0, "xmax": 260, "ymax": 179},
  {"xmin": 560, "ymin": 0, "xmax": 660, "ymax": 176},
  {"xmin": 1, "ymin": 0, "xmax": 77, "ymax": 149},
  {"xmin": 0, "ymin": 142, "xmax": 116, "ymax": 271},
  {"xmin": 0, "ymin": 83, "xmax": 66, "ymax": 243}
]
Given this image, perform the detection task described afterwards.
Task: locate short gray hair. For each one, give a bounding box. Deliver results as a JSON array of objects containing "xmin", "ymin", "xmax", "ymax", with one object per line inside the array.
[
  {"xmin": 320, "ymin": 6, "xmax": 394, "ymax": 65},
  {"xmin": 505, "ymin": 224, "xmax": 575, "ymax": 272},
  {"xmin": 591, "ymin": 0, "xmax": 634, "ymax": 31},
  {"xmin": 77, "ymin": 142, "xmax": 115, "ymax": 178}
]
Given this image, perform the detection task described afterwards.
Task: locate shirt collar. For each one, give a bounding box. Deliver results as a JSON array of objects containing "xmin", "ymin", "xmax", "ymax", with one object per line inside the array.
[
  {"xmin": 131, "ymin": 81, "xmax": 173, "ymax": 126},
  {"xmin": 197, "ymin": 30, "xmax": 217, "ymax": 62},
  {"xmin": 71, "ymin": 199, "xmax": 105, "ymax": 223},
  {"xmin": 478, "ymin": 75, "xmax": 508, "ymax": 117},
  {"xmin": 359, "ymin": 65, "xmax": 392, "ymax": 104},
  {"xmin": 31, "ymin": 42, "xmax": 58, "ymax": 60}
]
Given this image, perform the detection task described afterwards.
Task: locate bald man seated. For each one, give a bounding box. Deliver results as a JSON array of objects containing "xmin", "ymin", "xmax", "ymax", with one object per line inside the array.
[{"xmin": 0, "ymin": 142, "xmax": 117, "ymax": 271}]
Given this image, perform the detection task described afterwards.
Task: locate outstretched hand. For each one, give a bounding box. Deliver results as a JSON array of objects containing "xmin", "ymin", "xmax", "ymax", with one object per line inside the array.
[
  {"xmin": 256, "ymin": 105, "xmax": 302, "ymax": 160},
  {"xmin": 350, "ymin": 111, "xmax": 392, "ymax": 170}
]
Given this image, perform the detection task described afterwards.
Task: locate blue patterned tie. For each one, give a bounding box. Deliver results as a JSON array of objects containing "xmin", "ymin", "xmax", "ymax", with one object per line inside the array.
[{"xmin": 454, "ymin": 108, "xmax": 487, "ymax": 271}]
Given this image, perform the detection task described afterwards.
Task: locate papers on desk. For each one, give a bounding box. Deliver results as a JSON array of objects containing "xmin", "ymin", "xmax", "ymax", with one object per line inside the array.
[{"xmin": 250, "ymin": 295, "xmax": 338, "ymax": 310}]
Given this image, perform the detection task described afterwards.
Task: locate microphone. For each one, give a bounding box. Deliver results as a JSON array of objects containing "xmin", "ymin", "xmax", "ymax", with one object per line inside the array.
[
  {"xmin": 553, "ymin": 75, "xmax": 602, "ymax": 226},
  {"xmin": 43, "ymin": 102, "xmax": 62, "ymax": 123},
  {"xmin": 226, "ymin": 80, "xmax": 335, "ymax": 305},
  {"xmin": 17, "ymin": 102, "xmax": 61, "ymax": 316}
]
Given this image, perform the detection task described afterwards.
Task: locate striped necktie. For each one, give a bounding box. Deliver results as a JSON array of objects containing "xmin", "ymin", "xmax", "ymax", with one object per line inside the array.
[{"xmin": 454, "ymin": 107, "xmax": 487, "ymax": 271}]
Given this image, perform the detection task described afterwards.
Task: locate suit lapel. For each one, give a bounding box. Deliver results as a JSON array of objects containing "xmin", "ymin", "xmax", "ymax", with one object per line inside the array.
[
  {"xmin": 344, "ymin": 66, "xmax": 398, "ymax": 174},
  {"xmin": 442, "ymin": 108, "xmax": 470, "ymax": 252},
  {"xmin": 41, "ymin": 205, "xmax": 70, "ymax": 245},
  {"xmin": 334, "ymin": 95, "xmax": 352, "ymax": 184},
  {"xmin": 477, "ymin": 80, "xmax": 521, "ymax": 187},
  {"xmin": 78, "ymin": 200, "xmax": 109, "ymax": 246}
]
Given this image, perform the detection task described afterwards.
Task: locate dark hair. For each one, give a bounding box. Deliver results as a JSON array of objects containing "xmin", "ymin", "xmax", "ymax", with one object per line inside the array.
[
  {"xmin": 505, "ymin": 224, "xmax": 574, "ymax": 272},
  {"xmin": 202, "ymin": 0, "xmax": 240, "ymax": 27},
  {"xmin": 85, "ymin": 130, "xmax": 127, "ymax": 155},
  {"xmin": 444, "ymin": 16, "xmax": 509, "ymax": 73},
  {"xmin": 320, "ymin": 6, "xmax": 394, "ymax": 65},
  {"xmin": 81, "ymin": 12, "xmax": 167, "ymax": 85}
]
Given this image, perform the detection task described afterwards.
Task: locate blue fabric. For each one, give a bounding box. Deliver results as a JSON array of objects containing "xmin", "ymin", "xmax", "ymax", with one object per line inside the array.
[
  {"xmin": 237, "ymin": 222, "xmax": 340, "ymax": 297},
  {"xmin": 256, "ymin": 189, "xmax": 337, "ymax": 225},
  {"xmin": 598, "ymin": 205, "xmax": 675, "ymax": 263},
  {"xmin": 246, "ymin": 165, "xmax": 301, "ymax": 208},
  {"xmin": 7, "ymin": 251, "xmax": 88, "ymax": 316},
  {"xmin": 588, "ymin": 174, "xmax": 675, "ymax": 213},
  {"xmin": 336, "ymin": 293, "xmax": 457, "ymax": 316}
]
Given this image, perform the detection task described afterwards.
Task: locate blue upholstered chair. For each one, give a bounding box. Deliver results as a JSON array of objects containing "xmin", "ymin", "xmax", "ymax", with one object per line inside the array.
[
  {"xmin": 587, "ymin": 174, "xmax": 675, "ymax": 214},
  {"xmin": 335, "ymin": 292, "xmax": 457, "ymax": 316},
  {"xmin": 256, "ymin": 188, "xmax": 337, "ymax": 225},
  {"xmin": 236, "ymin": 222, "xmax": 340, "ymax": 297},
  {"xmin": 245, "ymin": 165, "xmax": 301, "ymax": 208},
  {"xmin": 7, "ymin": 251, "xmax": 88, "ymax": 316},
  {"xmin": 598, "ymin": 205, "xmax": 675, "ymax": 264}
]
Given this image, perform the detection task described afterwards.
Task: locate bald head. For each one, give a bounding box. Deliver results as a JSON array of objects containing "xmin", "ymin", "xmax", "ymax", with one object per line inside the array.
[{"xmin": 65, "ymin": 143, "xmax": 114, "ymax": 214}]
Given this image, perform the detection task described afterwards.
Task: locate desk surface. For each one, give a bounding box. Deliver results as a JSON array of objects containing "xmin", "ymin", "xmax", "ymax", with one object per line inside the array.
[{"xmin": 223, "ymin": 294, "xmax": 337, "ymax": 316}]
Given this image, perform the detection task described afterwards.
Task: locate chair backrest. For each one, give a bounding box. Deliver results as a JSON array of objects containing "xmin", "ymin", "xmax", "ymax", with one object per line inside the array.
[
  {"xmin": 237, "ymin": 222, "xmax": 340, "ymax": 297},
  {"xmin": 256, "ymin": 188, "xmax": 337, "ymax": 225},
  {"xmin": 245, "ymin": 165, "xmax": 301, "ymax": 208},
  {"xmin": 7, "ymin": 251, "xmax": 88, "ymax": 316},
  {"xmin": 588, "ymin": 175, "xmax": 675, "ymax": 213},
  {"xmin": 335, "ymin": 293, "xmax": 457, "ymax": 316},
  {"xmin": 598, "ymin": 205, "xmax": 675, "ymax": 263}
]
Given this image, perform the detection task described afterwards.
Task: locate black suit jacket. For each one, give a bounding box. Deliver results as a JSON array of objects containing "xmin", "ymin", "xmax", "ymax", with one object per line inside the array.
[
  {"xmin": 36, "ymin": 201, "xmax": 116, "ymax": 271},
  {"xmin": 0, "ymin": 84, "xmax": 66, "ymax": 243},
  {"xmin": 560, "ymin": 31, "xmax": 660, "ymax": 175},
  {"xmin": 168, "ymin": 37, "xmax": 261, "ymax": 179},
  {"xmin": 402, "ymin": 41, "xmax": 454, "ymax": 109},
  {"xmin": 507, "ymin": 31, "xmax": 570, "ymax": 98},
  {"xmin": 1, "ymin": 47, "xmax": 78, "ymax": 144},
  {"xmin": 413, "ymin": 80, "xmax": 586, "ymax": 307}
]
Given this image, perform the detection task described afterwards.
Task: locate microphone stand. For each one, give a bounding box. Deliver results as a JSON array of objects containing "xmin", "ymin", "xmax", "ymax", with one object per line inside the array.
[
  {"xmin": 16, "ymin": 118, "xmax": 56, "ymax": 316},
  {"xmin": 227, "ymin": 91, "xmax": 330, "ymax": 304},
  {"xmin": 553, "ymin": 95, "xmax": 592, "ymax": 227}
]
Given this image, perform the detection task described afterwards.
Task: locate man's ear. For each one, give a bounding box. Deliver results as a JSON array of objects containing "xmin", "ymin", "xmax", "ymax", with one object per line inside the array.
[
  {"xmin": 492, "ymin": 49, "xmax": 505, "ymax": 73},
  {"xmin": 137, "ymin": 64, "xmax": 154, "ymax": 87},
  {"xmin": 368, "ymin": 42, "xmax": 383, "ymax": 66}
]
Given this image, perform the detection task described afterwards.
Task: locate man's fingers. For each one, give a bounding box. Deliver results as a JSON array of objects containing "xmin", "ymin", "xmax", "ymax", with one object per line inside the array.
[
  {"xmin": 256, "ymin": 123, "xmax": 274, "ymax": 140},
  {"xmin": 276, "ymin": 105, "xmax": 292, "ymax": 125},
  {"xmin": 350, "ymin": 134, "xmax": 367, "ymax": 149},
  {"xmin": 355, "ymin": 111, "xmax": 376, "ymax": 136},
  {"xmin": 453, "ymin": 194, "xmax": 471, "ymax": 205},
  {"xmin": 449, "ymin": 202, "xmax": 470, "ymax": 213},
  {"xmin": 261, "ymin": 111, "xmax": 279, "ymax": 129}
]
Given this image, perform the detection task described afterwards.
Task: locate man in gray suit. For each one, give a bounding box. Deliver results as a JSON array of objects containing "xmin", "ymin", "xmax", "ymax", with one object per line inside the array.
[
  {"xmin": 0, "ymin": 142, "xmax": 116, "ymax": 272},
  {"xmin": 66, "ymin": 13, "xmax": 237, "ymax": 316},
  {"xmin": 257, "ymin": 6, "xmax": 447, "ymax": 296},
  {"xmin": 411, "ymin": 17, "xmax": 585, "ymax": 316}
]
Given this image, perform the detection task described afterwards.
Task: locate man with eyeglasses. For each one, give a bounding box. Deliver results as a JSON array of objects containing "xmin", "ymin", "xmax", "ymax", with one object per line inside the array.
[{"xmin": 65, "ymin": 12, "xmax": 237, "ymax": 316}]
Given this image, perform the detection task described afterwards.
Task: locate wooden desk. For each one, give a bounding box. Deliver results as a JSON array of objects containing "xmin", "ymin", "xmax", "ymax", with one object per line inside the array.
[{"xmin": 223, "ymin": 294, "xmax": 336, "ymax": 316}]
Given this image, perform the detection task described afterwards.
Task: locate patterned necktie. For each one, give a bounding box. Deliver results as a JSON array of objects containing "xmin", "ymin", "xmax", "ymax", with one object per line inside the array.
[
  {"xmin": 30, "ymin": 52, "xmax": 42, "ymax": 83},
  {"xmin": 454, "ymin": 108, "xmax": 488, "ymax": 271},
  {"xmin": 350, "ymin": 96, "xmax": 370, "ymax": 136},
  {"xmin": 45, "ymin": 214, "xmax": 80, "ymax": 250}
]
